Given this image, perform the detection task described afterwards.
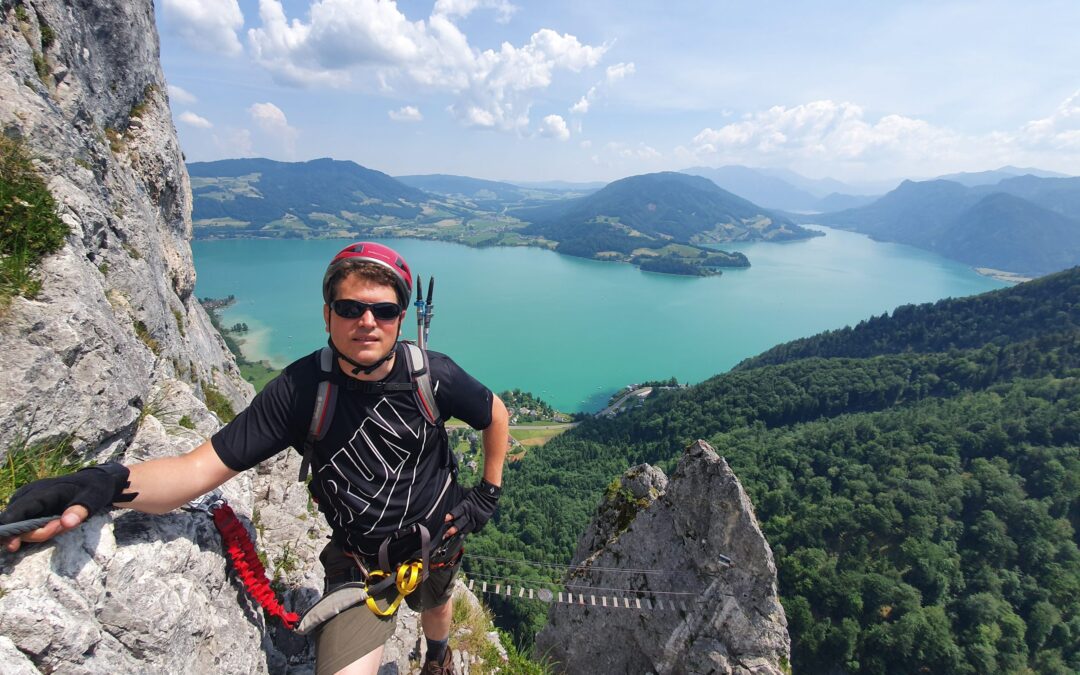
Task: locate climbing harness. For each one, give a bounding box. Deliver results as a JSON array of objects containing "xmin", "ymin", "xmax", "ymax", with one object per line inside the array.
[{"xmin": 185, "ymin": 491, "xmax": 300, "ymax": 630}]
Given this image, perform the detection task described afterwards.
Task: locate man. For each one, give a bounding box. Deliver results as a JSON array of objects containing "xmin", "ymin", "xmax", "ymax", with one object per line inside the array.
[{"xmin": 1, "ymin": 242, "xmax": 509, "ymax": 675}]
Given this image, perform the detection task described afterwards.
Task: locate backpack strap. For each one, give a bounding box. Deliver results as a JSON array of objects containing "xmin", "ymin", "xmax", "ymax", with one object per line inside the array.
[
  {"xmin": 300, "ymin": 347, "xmax": 337, "ymax": 482},
  {"xmin": 300, "ymin": 343, "xmax": 444, "ymax": 483},
  {"xmin": 400, "ymin": 342, "xmax": 441, "ymax": 425}
]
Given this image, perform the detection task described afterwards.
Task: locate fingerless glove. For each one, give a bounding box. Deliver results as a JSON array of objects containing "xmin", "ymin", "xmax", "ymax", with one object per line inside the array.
[
  {"xmin": 445, "ymin": 479, "xmax": 501, "ymax": 536},
  {"xmin": 0, "ymin": 463, "xmax": 137, "ymax": 524}
]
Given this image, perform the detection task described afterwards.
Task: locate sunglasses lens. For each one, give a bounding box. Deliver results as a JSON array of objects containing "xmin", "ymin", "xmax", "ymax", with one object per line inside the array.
[
  {"xmin": 332, "ymin": 300, "xmax": 400, "ymax": 320},
  {"xmin": 371, "ymin": 303, "xmax": 401, "ymax": 320}
]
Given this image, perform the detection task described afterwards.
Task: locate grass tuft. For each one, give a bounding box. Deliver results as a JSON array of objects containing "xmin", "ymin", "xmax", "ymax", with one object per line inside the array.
[
  {"xmin": 0, "ymin": 136, "xmax": 69, "ymax": 308},
  {"xmin": 202, "ymin": 380, "xmax": 236, "ymax": 422},
  {"xmin": 1, "ymin": 433, "xmax": 84, "ymax": 506}
]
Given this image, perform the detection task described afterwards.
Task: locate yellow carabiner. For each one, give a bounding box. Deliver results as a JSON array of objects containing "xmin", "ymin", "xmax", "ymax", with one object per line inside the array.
[
  {"xmin": 396, "ymin": 561, "xmax": 423, "ymax": 595},
  {"xmin": 364, "ymin": 561, "xmax": 425, "ymax": 617}
]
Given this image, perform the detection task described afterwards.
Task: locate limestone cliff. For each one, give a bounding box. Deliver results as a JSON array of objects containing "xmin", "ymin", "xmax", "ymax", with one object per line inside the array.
[
  {"xmin": 0, "ymin": 3, "xmax": 501, "ymax": 673},
  {"xmin": 536, "ymin": 440, "xmax": 791, "ymax": 674}
]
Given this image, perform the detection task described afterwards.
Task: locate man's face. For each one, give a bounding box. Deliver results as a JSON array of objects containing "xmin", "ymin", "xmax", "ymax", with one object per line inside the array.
[{"xmin": 323, "ymin": 273, "xmax": 405, "ymax": 369}]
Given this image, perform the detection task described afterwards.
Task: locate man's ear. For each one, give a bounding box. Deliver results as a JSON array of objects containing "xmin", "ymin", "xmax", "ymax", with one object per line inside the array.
[{"xmin": 323, "ymin": 304, "xmax": 331, "ymax": 333}]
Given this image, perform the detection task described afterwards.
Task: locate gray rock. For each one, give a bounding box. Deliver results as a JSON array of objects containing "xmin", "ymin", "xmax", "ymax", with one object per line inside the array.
[{"xmin": 536, "ymin": 440, "xmax": 791, "ymax": 675}]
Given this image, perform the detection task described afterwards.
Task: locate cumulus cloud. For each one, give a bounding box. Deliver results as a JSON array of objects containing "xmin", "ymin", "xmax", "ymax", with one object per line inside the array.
[
  {"xmin": 687, "ymin": 93, "xmax": 1080, "ymax": 179},
  {"xmin": 389, "ymin": 105, "xmax": 424, "ymax": 121},
  {"xmin": 570, "ymin": 61, "xmax": 634, "ymax": 115},
  {"xmin": 167, "ymin": 84, "xmax": 197, "ymax": 105},
  {"xmin": 433, "ymin": 0, "xmax": 518, "ymax": 23},
  {"xmin": 161, "ymin": 0, "xmax": 244, "ymax": 56},
  {"xmin": 246, "ymin": 0, "xmax": 607, "ymax": 132},
  {"xmin": 249, "ymin": 102, "xmax": 298, "ymax": 154},
  {"xmin": 605, "ymin": 62, "xmax": 635, "ymax": 83},
  {"xmin": 1013, "ymin": 90, "xmax": 1080, "ymax": 150},
  {"xmin": 690, "ymin": 100, "xmax": 958, "ymax": 168},
  {"xmin": 178, "ymin": 111, "xmax": 213, "ymax": 129},
  {"xmin": 539, "ymin": 114, "xmax": 570, "ymax": 141}
]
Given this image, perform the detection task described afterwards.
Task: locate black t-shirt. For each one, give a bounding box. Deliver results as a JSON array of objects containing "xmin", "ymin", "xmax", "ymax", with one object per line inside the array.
[{"xmin": 212, "ymin": 343, "xmax": 493, "ymax": 557}]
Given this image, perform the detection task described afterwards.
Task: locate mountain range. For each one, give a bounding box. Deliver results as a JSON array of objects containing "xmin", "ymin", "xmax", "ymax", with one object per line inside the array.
[{"xmin": 806, "ymin": 175, "xmax": 1080, "ymax": 276}]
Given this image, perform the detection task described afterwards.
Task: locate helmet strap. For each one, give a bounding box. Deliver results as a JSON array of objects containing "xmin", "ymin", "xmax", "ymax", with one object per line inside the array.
[{"xmin": 326, "ymin": 320, "xmax": 403, "ymax": 376}]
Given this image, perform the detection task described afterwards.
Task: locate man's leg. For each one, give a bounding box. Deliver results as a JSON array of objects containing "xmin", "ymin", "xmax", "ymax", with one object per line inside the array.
[
  {"xmin": 331, "ymin": 646, "xmax": 384, "ymax": 675},
  {"xmin": 421, "ymin": 597, "xmax": 453, "ymax": 643}
]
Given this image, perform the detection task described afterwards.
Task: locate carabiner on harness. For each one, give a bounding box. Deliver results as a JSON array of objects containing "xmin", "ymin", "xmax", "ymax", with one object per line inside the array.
[{"xmin": 364, "ymin": 560, "xmax": 426, "ymax": 616}]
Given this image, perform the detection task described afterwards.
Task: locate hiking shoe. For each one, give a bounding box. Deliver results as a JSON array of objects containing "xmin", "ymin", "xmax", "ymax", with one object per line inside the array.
[{"xmin": 420, "ymin": 647, "xmax": 454, "ymax": 675}]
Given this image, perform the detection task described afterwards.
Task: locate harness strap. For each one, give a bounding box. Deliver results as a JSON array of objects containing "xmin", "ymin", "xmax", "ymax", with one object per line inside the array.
[{"xmin": 300, "ymin": 347, "xmax": 337, "ymax": 482}]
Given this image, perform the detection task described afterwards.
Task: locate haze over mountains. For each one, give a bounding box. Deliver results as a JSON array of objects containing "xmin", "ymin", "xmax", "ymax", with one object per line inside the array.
[
  {"xmin": 188, "ymin": 157, "xmax": 1079, "ymax": 278},
  {"xmin": 806, "ymin": 175, "xmax": 1080, "ymax": 276}
]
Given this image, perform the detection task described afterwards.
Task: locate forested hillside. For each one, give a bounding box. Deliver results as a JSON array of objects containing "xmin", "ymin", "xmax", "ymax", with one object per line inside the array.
[{"xmin": 470, "ymin": 267, "xmax": 1080, "ymax": 674}]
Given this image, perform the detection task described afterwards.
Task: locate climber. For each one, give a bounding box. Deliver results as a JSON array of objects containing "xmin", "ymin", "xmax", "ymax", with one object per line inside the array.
[{"xmin": 0, "ymin": 241, "xmax": 510, "ymax": 675}]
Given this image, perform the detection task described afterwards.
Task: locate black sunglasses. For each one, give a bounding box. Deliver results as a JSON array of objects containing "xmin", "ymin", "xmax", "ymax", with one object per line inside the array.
[{"xmin": 331, "ymin": 299, "xmax": 403, "ymax": 321}]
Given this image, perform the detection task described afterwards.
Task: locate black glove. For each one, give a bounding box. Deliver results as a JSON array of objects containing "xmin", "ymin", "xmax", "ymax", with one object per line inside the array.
[
  {"xmin": 445, "ymin": 479, "xmax": 501, "ymax": 537},
  {"xmin": 0, "ymin": 463, "xmax": 137, "ymax": 525}
]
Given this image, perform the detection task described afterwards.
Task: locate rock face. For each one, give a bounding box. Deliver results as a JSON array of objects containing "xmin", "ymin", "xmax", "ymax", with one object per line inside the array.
[
  {"xmin": 0, "ymin": 4, "xmax": 500, "ymax": 673},
  {"xmin": 536, "ymin": 440, "xmax": 791, "ymax": 675}
]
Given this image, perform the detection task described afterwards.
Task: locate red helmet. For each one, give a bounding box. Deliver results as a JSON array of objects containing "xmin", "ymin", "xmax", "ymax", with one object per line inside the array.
[{"xmin": 322, "ymin": 242, "xmax": 413, "ymax": 306}]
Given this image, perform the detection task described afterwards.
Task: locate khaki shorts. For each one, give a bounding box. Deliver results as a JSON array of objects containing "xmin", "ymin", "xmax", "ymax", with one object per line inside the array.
[{"xmin": 314, "ymin": 540, "xmax": 462, "ymax": 675}]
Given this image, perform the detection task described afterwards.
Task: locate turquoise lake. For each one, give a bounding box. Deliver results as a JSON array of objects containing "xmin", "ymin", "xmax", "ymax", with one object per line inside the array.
[{"xmin": 191, "ymin": 229, "xmax": 1007, "ymax": 412}]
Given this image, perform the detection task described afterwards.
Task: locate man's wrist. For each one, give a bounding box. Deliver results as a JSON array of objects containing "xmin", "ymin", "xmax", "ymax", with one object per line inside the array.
[{"xmin": 477, "ymin": 478, "xmax": 502, "ymax": 500}]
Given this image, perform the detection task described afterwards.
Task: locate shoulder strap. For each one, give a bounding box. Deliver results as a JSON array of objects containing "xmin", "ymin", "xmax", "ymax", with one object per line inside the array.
[
  {"xmin": 401, "ymin": 342, "xmax": 441, "ymax": 426},
  {"xmin": 300, "ymin": 347, "xmax": 337, "ymax": 482}
]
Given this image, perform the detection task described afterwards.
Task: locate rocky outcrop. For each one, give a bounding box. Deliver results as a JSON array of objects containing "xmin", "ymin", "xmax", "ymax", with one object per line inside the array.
[
  {"xmin": 536, "ymin": 440, "xmax": 791, "ymax": 675},
  {"xmin": 0, "ymin": 4, "xmax": 502, "ymax": 673}
]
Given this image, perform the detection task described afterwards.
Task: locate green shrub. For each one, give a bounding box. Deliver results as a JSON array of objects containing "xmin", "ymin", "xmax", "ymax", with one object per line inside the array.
[
  {"xmin": 14, "ymin": 5, "xmax": 28, "ymax": 23},
  {"xmin": 0, "ymin": 136, "xmax": 69, "ymax": 306},
  {"xmin": 172, "ymin": 308, "xmax": 185, "ymax": 337},
  {"xmin": 202, "ymin": 380, "xmax": 236, "ymax": 422},
  {"xmin": 178, "ymin": 415, "xmax": 195, "ymax": 430},
  {"xmin": 40, "ymin": 23, "xmax": 55, "ymax": 50}
]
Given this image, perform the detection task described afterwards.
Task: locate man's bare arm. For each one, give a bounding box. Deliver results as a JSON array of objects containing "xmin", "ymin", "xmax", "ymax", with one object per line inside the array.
[
  {"xmin": 5, "ymin": 441, "xmax": 238, "ymax": 552},
  {"xmin": 480, "ymin": 395, "xmax": 509, "ymax": 487},
  {"xmin": 124, "ymin": 440, "xmax": 239, "ymax": 514}
]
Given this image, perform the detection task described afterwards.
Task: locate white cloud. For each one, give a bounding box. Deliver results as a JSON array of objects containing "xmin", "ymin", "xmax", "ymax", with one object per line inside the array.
[
  {"xmin": 246, "ymin": 0, "xmax": 607, "ymax": 132},
  {"xmin": 539, "ymin": 114, "xmax": 570, "ymax": 141},
  {"xmin": 433, "ymin": 0, "xmax": 518, "ymax": 23},
  {"xmin": 167, "ymin": 84, "xmax": 197, "ymax": 105},
  {"xmin": 691, "ymin": 100, "xmax": 957, "ymax": 167},
  {"xmin": 389, "ymin": 105, "xmax": 423, "ymax": 122},
  {"xmin": 687, "ymin": 94, "xmax": 1080, "ymax": 179},
  {"xmin": 605, "ymin": 62, "xmax": 635, "ymax": 83},
  {"xmin": 571, "ymin": 62, "xmax": 634, "ymax": 116},
  {"xmin": 248, "ymin": 102, "xmax": 298, "ymax": 155},
  {"xmin": 1013, "ymin": 90, "xmax": 1080, "ymax": 150},
  {"xmin": 606, "ymin": 141, "xmax": 661, "ymax": 160},
  {"xmin": 161, "ymin": 0, "xmax": 244, "ymax": 56},
  {"xmin": 570, "ymin": 90, "xmax": 593, "ymax": 114},
  {"xmin": 178, "ymin": 111, "xmax": 212, "ymax": 129}
]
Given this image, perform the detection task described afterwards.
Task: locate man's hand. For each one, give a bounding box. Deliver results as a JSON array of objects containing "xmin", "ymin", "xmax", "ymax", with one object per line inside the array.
[
  {"xmin": 0, "ymin": 463, "xmax": 135, "ymax": 553},
  {"xmin": 443, "ymin": 479, "xmax": 501, "ymax": 538}
]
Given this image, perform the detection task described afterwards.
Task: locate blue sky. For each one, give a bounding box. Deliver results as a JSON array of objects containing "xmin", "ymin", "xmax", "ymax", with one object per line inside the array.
[{"xmin": 156, "ymin": 0, "xmax": 1080, "ymax": 184}]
